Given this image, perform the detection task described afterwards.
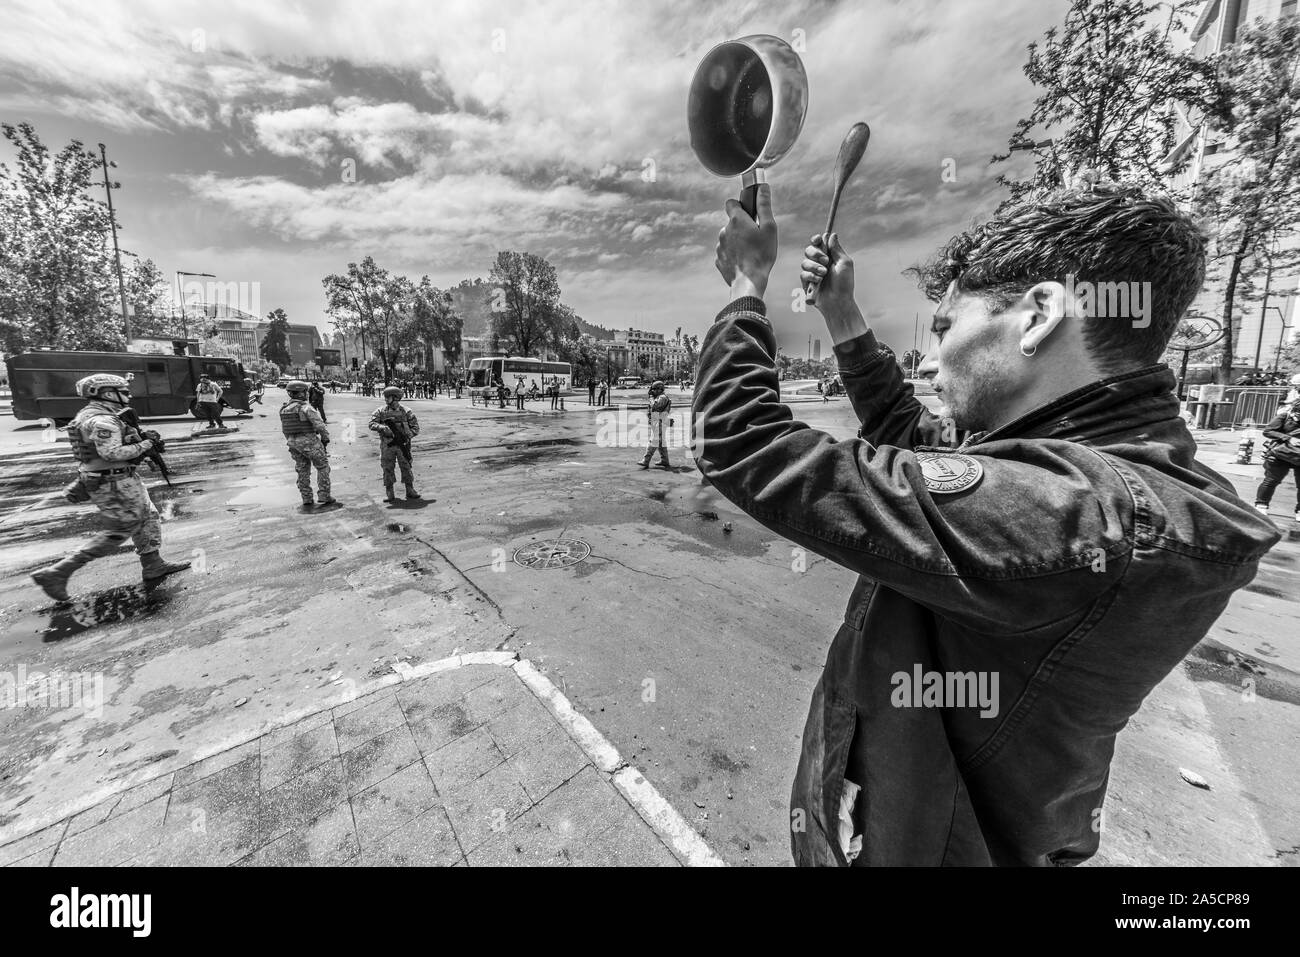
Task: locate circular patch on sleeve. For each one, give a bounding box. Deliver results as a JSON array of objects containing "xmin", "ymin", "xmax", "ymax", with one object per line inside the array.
[{"xmin": 915, "ymin": 452, "xmax": 984, "ymax": 494}]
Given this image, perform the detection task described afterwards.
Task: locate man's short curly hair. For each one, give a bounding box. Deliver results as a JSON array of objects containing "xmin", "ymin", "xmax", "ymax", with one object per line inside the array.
[{"xmin": 910, "ymin": 185, "xmax": 1207, "ymax": 373}]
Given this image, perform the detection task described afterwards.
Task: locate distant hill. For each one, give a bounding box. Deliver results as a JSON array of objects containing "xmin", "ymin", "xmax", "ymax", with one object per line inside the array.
[{"xmin": 575, "ymin": 316, "xmax": 616, "ymax": 340}]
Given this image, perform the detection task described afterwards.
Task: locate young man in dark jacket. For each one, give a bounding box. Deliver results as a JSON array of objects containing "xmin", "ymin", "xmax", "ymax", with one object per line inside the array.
[
  {"xmin": 1255, "ymin": 404, "xmax": 1300, "ymax": 523},
  {"xmin": 697, "ymin": 182, "xmax": 1279, "ymax": 866}
]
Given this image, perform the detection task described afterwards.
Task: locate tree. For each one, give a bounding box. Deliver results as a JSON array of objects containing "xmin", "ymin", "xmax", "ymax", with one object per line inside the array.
[
  {"xmin": 322, "ymin": 256, "xmax": 408, "ymax": 382},
  {"xmin": 680, "ymin": 333, "xmax": 700, "ymax": 379},
  {"xmin": 0, "ymin": 122, "xmax": 124, "ymax": 352},
  {"xmin": 488, "ymin": 250, "xmax": 563, "ymax": 357},
  {"xmin": 201, "ymin": 332, "xmax": 242, "ymax": 360},
  {"xmin": 260, "ymin": 307, "xmax": 292, "ymax": 369},
  {"xmin": 1196, "ymin": 17, "xmax": 1300, "ymax": 383},
  {"xmin": 991, "ymin": 0, "xmax": 1222, "ymax": 205},
  {"xmin": 123, "ymin": 256, "xmax": 173, "ymax": 338},
  {"xmin": 401, "ymin": 276, "xmax": 463, "ymax": 374},
  {"xmin": 448, "ymin": 277, "xmax": 496, "ymax": 340},
  {"xmin": 557, "ymin": 333, "xmax": 605, "ymax": 385}
]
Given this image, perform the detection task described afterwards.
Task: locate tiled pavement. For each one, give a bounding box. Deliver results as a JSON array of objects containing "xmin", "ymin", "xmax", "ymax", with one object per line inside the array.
[{"xmin": 0, "ymin": 663, "xmax": 681, "ymax": 867}]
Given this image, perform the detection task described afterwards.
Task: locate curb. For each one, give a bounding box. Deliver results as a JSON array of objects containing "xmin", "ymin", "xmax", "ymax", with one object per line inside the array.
[{"xmin": 0, "ymin": 651, "xmax": 726, "ymax": 867}]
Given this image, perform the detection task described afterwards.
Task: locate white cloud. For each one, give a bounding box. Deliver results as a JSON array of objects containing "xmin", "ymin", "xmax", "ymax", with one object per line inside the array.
[{"xmin": 1, "ymin": 0, "xmax": 1065, "ymax": 346}]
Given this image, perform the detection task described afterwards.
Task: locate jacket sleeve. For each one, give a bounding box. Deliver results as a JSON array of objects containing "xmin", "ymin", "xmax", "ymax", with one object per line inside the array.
[
  {"xmin": 834, "ymin": 331, "xmax": 950, "ymax": 449},
  {"xmin": 369, "ymin": 409, "xmax": 385, "ymax": 432},
  {"xmin": 305, "ymin": 405, "xmax": 329, "ymax": 439},
  {"xmin": 406, "ymin": 409, "xmax": 420, "ymax": 437},
  {"xmin": 691, "ymin": 300, "xmax": 1130, "ymax": 631},
  {"xmin": 89, "ymin": 416, "xmax": 152, "ymax": 462},
  {"xmin": 1262, "ymin": 415, "xmax": 1294, "ymax": 443}
]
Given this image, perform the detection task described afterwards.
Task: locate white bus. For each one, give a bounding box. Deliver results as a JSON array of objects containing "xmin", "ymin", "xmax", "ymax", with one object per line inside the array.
[{"xmin": 466, "ymin": 357, "xmax": 572, "ymax": 393}]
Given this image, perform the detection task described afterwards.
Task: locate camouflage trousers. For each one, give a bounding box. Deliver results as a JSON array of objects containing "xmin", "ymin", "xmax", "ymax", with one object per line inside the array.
[
  {"xmin": 380, "ymin": 443, "xmax": 414, "ymax": 487},
  {"xmin": 78, "ymin": 470, "xmax": 163, "ymax": 559},
  {"xmin": 287, "ymin": 435, "xmax": 331, "ymax": 502}
]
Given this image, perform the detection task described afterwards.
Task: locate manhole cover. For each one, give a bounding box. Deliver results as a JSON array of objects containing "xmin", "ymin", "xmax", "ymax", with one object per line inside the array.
[{"xmin": 513, "ymin": 538, "xmax": 591, "ymax": 569}]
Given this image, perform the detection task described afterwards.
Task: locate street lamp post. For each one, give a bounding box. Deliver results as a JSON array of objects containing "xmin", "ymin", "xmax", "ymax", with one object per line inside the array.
[
  {"xmin": 97, "ymin": 144, "xmax": 131, "ymax": 343},
  {"xmin": 176, "ymin": 270, "xmax": 215, "ymax": 341},
  {"xmin": 1253, "ymin": 234, "xmax": 1280, "ymax": 373},
  {"xmin": 1267, "ymin": 306, "xmax": 1291, "ymax": 371},
  {"xmin": 1009, "ymin": 137, "xmax": 1062, "ymax": 186}
]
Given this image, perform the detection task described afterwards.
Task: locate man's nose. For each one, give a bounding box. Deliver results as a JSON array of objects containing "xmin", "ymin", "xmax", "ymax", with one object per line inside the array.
[{"xmin": 916, "ymin": 355, "xmax": 940, "ymax": 377}]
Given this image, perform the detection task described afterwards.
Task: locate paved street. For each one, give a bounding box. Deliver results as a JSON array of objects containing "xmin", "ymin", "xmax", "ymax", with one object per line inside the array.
[{"xmin": 1, "ymin": 390, "xmax": 1297, "ymax": 866}]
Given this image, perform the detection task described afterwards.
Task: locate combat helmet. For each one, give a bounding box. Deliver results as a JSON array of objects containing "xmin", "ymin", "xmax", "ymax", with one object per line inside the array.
[
  {"xmin": 286, "ymin": 379, "xmax": 310, "ymax": 398},
  {"xmin": 383, "ymin": 386, "xmax": 403, "ymax": 400},
  {"xmin": 76, "ymin": 373, "xmax": 132, "ymax": 406}
]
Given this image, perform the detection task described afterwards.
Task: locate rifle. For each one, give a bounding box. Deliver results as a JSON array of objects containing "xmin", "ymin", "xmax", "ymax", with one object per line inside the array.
[
  {"xmin": 118, "ymin": 407, "xmax": 174, "ymax": 486},
  {"xmin": 387, "ymin": 432, "xmax": 413, "ymax": 465}
]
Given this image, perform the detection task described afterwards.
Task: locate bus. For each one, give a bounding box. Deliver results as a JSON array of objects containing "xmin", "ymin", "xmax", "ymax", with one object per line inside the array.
[
  {"xmin": 4, "ymin": 351, "xmax": 251, "ymax": 424},
  {"xmin": 615, "ymin": 376, "xmax": 641, "ymax": 389},
  {"xmin": 466, "ymin": 357, "xmax": 572, "ymax": 393}
]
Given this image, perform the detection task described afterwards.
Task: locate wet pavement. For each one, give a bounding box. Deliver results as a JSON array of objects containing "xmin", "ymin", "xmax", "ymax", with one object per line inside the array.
[{"xmin": 0, "ymin": 391, "xmax": 1297, "ymax": 865}]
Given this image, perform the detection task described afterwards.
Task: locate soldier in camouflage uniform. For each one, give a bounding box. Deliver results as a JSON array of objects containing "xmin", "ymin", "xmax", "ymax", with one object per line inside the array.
[
  {"xmin": 638, "ymin": 380, "xmax": 673, "ymax": 470},
  {"xmin": 30, "ymin": 374, "xmax": 191, "ymax": 603},
  {"xmin": 281, "ymin": 380, "xmax": 335, "ymax": 508},
  {"xmin": 369, "ymin": 386, "xmax": 422, "ymax": 502}
]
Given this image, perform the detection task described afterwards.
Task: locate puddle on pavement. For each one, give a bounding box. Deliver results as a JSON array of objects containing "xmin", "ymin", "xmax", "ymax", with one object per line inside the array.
[
  {"xmin": 503, "ymin": 438, "xmax": 586, "ymax": 451},
  {"xmin": 474, "ymin": 445, "xmax": 581, "ymax": 469},
  {"xmin": 150, "ymin": 484, "xmax": 205, "ymax": 501},
  {"xmin": 5, "ymin": 511, "xmax": 97, "ymax": 545},
  {"xmin": 2, "ymin": 585, "xmax": 175, "ymax": 645}
]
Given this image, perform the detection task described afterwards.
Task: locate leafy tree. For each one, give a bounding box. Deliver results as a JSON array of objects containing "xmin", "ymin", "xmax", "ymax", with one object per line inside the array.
[
  {"xmin": 488, "ymin": 250, "xmax": 563, "ymax": 357},
  {"xmin": 259, "ymin": 307, "xmax": 292, "ymax": 369},
  {"xmin": 123, "ymin": 255, "xmax": 173, "ymax": 337},
  {"xmin": 201, "ymin": 332, "xmax": 242, "ymax": 360},
  {"xmin": 249, "ymin": 359, "xmax": 281, "ymax": 382},
  {"xmin": 557, "ymin": 334, "xmax": 606, "ymax": 385},
  {"xmin": 680, "ymin": 333, "xmax": 700, "ymax": 379},
  {"xmin": 0, "ymin": 122, "xmax": 124, "ymax": 352},
  {"xmin": 992, "ymin": 0, "xmax": 1222, "ymax": 205},
  {"xmin": 1196, "ymin": 17, "xmax": 1300, "ymax": 382},
  {"xmin": 448, "ymin": 277, "xmax": 496, "ymax": 340},
  {"xmin": 322, "ymin": 256, "xmax": 407, "ymax": 382},
  {"xmin": 400, "ymin": 276, "xmax": 463, "ymax": 373}
]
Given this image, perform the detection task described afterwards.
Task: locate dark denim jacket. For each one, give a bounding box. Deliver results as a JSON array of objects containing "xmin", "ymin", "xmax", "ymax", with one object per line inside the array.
[{"xmin": 693, "ymin": 299, "xmax": 1280, "ymax": 866}]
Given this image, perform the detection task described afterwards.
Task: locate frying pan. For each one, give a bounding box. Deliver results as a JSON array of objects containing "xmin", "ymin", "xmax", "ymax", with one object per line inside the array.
[{"xmin": 688, "ymin": 35, "xmax": 809, "ymax": 219}]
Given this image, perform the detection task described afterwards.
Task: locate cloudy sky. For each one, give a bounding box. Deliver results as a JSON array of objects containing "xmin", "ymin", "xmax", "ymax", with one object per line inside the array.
[{"xmin": 0, "ymin": 0, "xmax": 1067, "ymax": 355}]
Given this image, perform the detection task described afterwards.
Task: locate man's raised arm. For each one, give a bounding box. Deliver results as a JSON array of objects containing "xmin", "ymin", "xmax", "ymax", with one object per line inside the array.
[{"xmin": 799, "ymin": 233, "xmax": 947, "ymax": 450}]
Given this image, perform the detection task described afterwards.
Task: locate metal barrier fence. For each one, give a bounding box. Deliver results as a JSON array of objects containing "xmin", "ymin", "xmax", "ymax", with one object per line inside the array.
[{"xmin": 1220, "ymin": 387, "xmax": 1291, "ymax": 428}]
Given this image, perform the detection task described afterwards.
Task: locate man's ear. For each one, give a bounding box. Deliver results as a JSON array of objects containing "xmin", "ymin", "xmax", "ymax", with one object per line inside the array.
[{"xmin": 1014, "ymin": 280, "xmax": 1070, "ymax": 355}]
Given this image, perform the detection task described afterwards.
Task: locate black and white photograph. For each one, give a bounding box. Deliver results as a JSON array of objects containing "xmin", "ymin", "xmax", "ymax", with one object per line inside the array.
[{"xmin": 0, "ymin": 0, "xmax": 1295, "ymax": 933}]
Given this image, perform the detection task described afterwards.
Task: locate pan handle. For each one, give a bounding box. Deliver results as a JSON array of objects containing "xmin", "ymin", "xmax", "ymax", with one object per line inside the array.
[{"xmin": 739, "ymin": 169, "xmax": 765, "ymax": 221}]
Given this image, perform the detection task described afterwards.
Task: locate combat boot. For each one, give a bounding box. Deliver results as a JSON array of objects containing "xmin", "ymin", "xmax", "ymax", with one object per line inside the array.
[
  {"xmin": 384, "ymin": 484, "xmax": 397, "ymax": 502},
  {"xmin": 404, "ymin": 484, "xmax": 422, "ymax": 500},
  {"xmin": 31, "ymin": 553, "xmax": 93, "ymax": 603},
  {"xmin": 140, "ymin": 550, "xmax": 192, "ymax": 585}
]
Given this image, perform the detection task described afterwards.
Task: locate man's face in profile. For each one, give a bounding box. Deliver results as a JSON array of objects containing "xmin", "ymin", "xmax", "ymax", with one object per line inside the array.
[{"xmin": 930, "ymin": 281, "xmax": 1017, "ymax": 433}]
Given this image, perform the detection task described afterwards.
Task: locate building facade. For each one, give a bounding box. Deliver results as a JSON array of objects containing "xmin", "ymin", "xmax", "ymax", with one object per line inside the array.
[
  {"xmin": 1173, "ymin": 0, "xmax": 1299, "ymax": 370},
  {"xmin": 207, "ymin": 309, "xmax": 324, "ymax": 370},
  {"xmin": 612, "ymin": 328, "xmax": 688, "ymax": 377}
]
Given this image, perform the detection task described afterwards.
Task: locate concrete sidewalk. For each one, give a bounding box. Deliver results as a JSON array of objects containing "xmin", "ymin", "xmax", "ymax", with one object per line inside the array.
[{"xmin": 0, "ymin": 655, "xmax": 722, "ymax": 868}]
